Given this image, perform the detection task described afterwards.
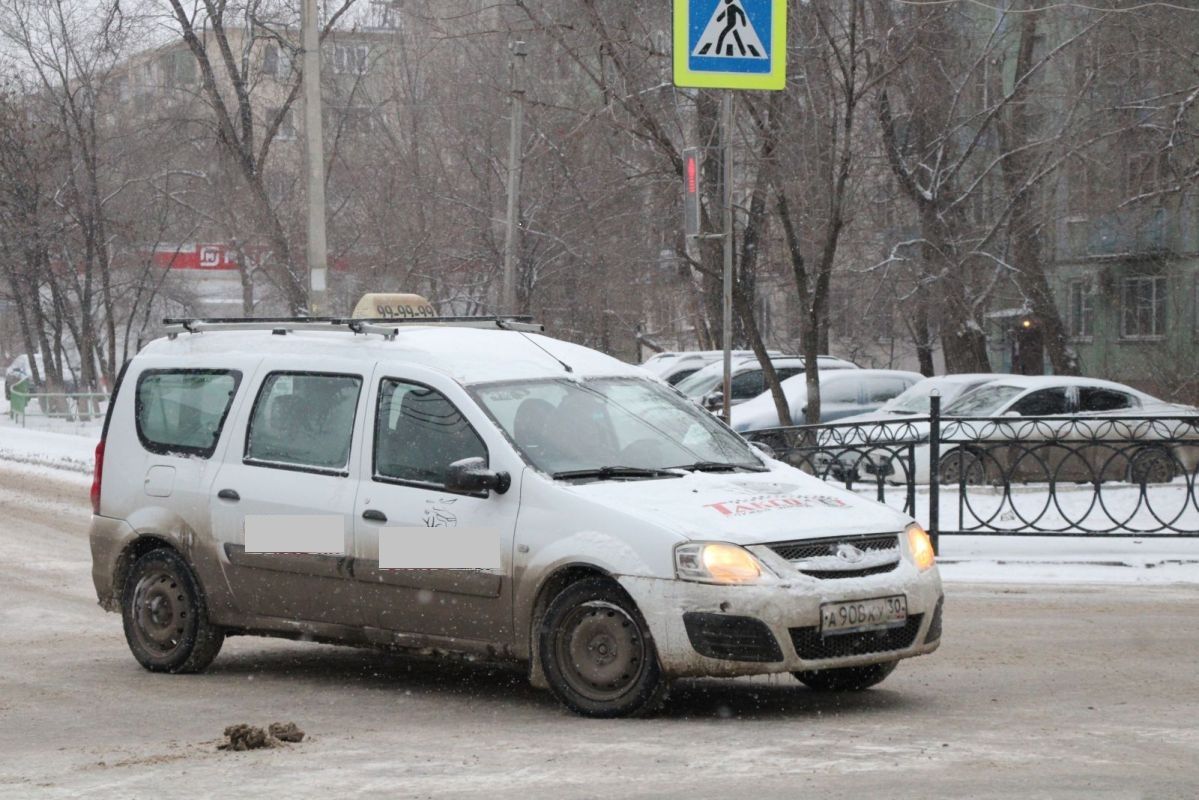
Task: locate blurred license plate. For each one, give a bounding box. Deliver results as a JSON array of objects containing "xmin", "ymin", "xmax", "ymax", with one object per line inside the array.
[{"xmin": 820, "ymin": 595, "xmax": 907, "ymax": 636}]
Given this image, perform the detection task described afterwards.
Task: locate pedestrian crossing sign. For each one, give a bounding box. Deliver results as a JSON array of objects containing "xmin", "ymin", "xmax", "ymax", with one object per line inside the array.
[{"xmin": 674, "ymin": 0, "xmax": 786, "ymax": 90}]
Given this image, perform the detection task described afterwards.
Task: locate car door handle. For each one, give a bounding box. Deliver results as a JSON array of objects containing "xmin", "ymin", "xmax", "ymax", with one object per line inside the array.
[
  {"xmin": 362, "ymin": 509, "xmax": 387, "ymax": 523},
  {"xmin": 217, "ymin": 488, "xmax": 240, "ymax": 502}
]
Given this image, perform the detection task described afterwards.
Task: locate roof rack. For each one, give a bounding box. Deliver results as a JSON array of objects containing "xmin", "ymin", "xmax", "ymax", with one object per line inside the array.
[{"xmin": 162, "ymin": 315, "xmax": 543, "ymax": 341}]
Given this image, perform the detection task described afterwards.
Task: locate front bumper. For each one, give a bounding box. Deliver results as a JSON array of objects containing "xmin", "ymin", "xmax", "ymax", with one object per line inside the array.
[{"xmin": 619, "ymin": 562, "xmax": 943, "ymax": 678}]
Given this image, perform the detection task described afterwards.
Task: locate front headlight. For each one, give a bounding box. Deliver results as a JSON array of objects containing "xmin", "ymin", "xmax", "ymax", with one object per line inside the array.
[
  {"xmin": 906, "ymin": 523, "xmax": 936, "ymax": 571},
  {"xmin": 675, "ymin": 542, "xmax": 769, "ymax": 584}
]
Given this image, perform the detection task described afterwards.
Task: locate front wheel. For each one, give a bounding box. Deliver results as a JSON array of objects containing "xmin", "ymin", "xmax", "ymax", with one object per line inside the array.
[
  {"xmin": 538, "ymin": 578, "xmax": 668, "ymax": 717},
  {"xmin": 793, "ymin": 660, "xmax": 897, "ymax": 691},
  {"xmin": 121, "ymin": 548, "xmax": 224, "ymax": 673},
  {"xmin": 938, "ymin": 449, "xmax": 985, "ymax": 485}
]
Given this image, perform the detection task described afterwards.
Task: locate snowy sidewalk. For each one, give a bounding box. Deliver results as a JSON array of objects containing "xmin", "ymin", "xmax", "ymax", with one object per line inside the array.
[{"xmin": 0, "ymin": 421, "xmax": 97, "ymax": 478}]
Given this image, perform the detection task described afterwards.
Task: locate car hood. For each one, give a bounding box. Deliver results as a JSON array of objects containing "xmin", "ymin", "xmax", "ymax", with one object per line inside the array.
[{"xmin": 559, "ymin": 465, "xmax": 911, "ymax": 546}]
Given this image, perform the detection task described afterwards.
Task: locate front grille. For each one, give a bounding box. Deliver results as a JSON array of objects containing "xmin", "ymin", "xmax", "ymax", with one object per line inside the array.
[
  {"xmin": 769, "ymin": 533, "xmax": 899, "ymax": 562},
  {"xmin": 769, "ymin": 533, "xmax": 901, "ymax": 579},
  {"xmin": 797, "ymin": 562, "xmax": 899, "ymax": 580},
  {"xmin": 925, "ymin": 597, "xmax": 944, "ymax": 643},
  {"xmin": 683, "ymin": 612, "xmax": 783, "ymax": 663},
  {"xmin": 789, "ymin": 614, "xmax": 923, "ymax": 660}
]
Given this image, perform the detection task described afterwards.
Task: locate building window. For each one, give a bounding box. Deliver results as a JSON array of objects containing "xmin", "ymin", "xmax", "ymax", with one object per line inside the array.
[
  {"xmin": 1066, "ymin": 278, "xmax": 1094, "ymax": 340},
  {"xmin": 333, "ymin": 44, "xmax": 369, "ymax": 75},
  {"xmin": 1120, "ymin": 275, "xmax": 1167, "ymax": 339},
  {"xmin": 262, "ymin": 43, "xmax": 292, "ymax": 80}
]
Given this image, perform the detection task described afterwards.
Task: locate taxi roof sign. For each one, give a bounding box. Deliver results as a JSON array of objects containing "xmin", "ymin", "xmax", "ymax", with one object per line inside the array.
[
  {"xmin": 673, "ymin": 0, "xmax": 787, "ymax": 91},
  {"xmin": 351, "ymin": 293, "xmax": 436, "ymax": 320}
]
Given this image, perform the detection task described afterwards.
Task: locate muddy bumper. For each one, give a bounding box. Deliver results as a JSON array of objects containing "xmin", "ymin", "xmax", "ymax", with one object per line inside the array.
[{"xmin": 619, "ymin": 565, "xmax": 943, "ymax": 678}]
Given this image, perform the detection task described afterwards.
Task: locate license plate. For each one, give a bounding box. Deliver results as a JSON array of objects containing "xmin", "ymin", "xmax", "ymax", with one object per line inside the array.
[{"xmin": 820, "ymin": 595, "xmax": 907, "ymax": 636}]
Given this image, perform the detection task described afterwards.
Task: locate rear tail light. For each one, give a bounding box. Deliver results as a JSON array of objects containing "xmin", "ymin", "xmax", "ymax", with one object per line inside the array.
[{"xmin": 90, "ymin": 439, "xmax": 105, "ymax": 515}]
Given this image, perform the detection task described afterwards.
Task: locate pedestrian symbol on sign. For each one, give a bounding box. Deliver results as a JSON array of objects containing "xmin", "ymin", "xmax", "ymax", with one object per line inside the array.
[
  {"xmin": 693, "ymin": 0, "xmax": 766, "ymax": 59},
  {"xmin": 674, "ymin": 0, "xmax": 785, "ymax": 90}
]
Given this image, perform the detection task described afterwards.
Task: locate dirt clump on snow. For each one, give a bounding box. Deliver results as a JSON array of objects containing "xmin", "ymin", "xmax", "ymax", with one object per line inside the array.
[
  {"xmin": 268, "ymin": 722, "xmax": 305, "ymax": 743},
  {"xmin": 218, "ymin": 722, "xmax": 305, "ymax": 751}
]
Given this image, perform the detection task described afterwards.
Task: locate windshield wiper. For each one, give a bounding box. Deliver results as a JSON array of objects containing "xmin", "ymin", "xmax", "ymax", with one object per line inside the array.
[
  {"xmin": 552, "ymin": 466, "xmax": 683, "ymax": 481},
  {"xmin": 670, "ymin": 461, "xmax": 769, "ymax": 473}
]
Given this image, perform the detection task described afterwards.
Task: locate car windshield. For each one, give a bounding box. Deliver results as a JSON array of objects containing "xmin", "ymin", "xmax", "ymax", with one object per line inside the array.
[
  {"xmin": 944, "ymin": 384, "xmax": 1023, "ymax": 416},
  {"xmin": 674, "ymin": 363, "xmax": 725, "ymax": 397},
  {"xmin": 473, "ymin": 377, "xmax": 763, "ymax": 478},
  {"xmin": 884, "ymin": 380, "xmax": 979, "ymax": 413}
]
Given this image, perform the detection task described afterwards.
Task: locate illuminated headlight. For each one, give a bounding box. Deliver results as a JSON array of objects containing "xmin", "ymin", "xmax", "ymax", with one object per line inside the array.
[
  {"xmin": 675, "ymin": 542, "xmax": 771, "ymax": 584},
  {"xmin": 906, "ymin": 523, "xmax": 936, "ymax": 571}
]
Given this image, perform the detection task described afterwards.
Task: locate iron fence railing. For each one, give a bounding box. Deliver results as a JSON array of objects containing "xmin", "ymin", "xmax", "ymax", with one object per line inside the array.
[{"xmin": 743, "ymin": 397, "xmax": 1199, "ymax": 549}]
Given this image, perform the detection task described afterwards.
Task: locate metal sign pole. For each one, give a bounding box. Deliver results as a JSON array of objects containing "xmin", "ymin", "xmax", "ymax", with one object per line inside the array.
[
  {"xmin": 721, "ymin": 91, "xmax": 734, "ymax": 424},
  {"xmin": 502, "ymin": 41, "xmax": 528, "ymax": 315},
  {"xmin": 302, "ymin": 0, "xmax": 329, "ymax": 315}
]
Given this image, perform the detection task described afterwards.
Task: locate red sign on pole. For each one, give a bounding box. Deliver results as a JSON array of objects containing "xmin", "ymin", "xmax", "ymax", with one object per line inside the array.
[{"xmin": 683, "ymin": 147, "xmax": 701, "ymax": 237}]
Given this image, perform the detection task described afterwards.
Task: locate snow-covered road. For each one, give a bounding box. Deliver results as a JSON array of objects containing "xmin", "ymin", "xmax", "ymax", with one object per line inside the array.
[{"xmin": 1, "ymin": 466, "xmax": 1197, "ymax": 798}]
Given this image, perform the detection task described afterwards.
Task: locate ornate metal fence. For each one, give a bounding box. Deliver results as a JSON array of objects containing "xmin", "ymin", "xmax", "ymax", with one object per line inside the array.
[{"xmin": 743, "ymin": 397, "xmax": 1199, "ymax": 547}]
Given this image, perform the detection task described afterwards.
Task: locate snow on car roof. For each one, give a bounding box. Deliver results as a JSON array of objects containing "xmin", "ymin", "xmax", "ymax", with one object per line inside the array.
[
  {"xmin": 977, "ymin": 374, "xmax": 1158, "ymax": 398},
  {"xmin": 140, "ymin": 326, "xmax": 646, "ymax": 385}
]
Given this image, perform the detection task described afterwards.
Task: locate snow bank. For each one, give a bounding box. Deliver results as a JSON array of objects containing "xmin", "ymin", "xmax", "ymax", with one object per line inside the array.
[{"xmin": 0, "ymin": 423, "xmax": 98, "ymax": 477}]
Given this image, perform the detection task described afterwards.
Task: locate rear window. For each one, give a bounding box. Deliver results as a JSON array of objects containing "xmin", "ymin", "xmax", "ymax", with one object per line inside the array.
[{"xmin": 135, "ymin": 369, "xmax": 241, "ymax": 457}]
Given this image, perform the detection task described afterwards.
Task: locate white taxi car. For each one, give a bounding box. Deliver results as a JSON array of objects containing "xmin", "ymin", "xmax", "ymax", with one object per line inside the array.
[{"xmin": 89, "ymin": 314, "xmax": 942, "ymax": 717}]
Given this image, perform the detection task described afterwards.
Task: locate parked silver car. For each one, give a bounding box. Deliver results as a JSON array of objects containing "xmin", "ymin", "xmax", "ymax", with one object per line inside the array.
[
  {"xmin": 731, "ymin": 369, "xmax": 924, "ymax": 433},
  {"xmin": 675, "ymin": 355, "xmax": 859, "ymax": 410}
]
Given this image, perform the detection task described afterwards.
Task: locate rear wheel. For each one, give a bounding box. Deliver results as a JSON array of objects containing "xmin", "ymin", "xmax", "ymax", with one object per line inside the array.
[
  {"xmin": 121, "ymin": 548, "xmax": 223, "ymax": 673},
  {"xmin": 793, "ymin": 660, "xmax": 897, "ymax": 692},
  {"xmin": 538, "ymin": 578, "xmax": 668, "ymax": 717},
  {"xmin": 1130, "ymin": 447, "xmax": 1175, "ymax": 484}
]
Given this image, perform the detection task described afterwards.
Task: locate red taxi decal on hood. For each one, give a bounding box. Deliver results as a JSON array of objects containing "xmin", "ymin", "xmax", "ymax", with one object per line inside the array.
[{"xmin": 704, "ymin": 494, "xmax": 849, "ymax": 517}]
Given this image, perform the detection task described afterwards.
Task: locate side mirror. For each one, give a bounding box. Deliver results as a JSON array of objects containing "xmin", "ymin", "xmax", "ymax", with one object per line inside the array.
[
  {"xmin": 1002, "ymin": 410, "xmax": 1021, "ymax": 418},
  {"xmin": 703, "ymin": 391, "xmax": 723, "ymax": 410},
  {"xmin": 446, "ymin": 457, "xmax": 511, "ymax": 495}
]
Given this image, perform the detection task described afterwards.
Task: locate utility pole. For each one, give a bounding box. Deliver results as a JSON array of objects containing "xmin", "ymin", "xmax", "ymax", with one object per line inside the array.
[
  {"xmin": 720, "ymin": 92, "xmax": 734, "ymax": 424},
  {"xmin": 501, "ymin": 40, "xmax": 527, "ymax": 315},
  {"xmin": 302, "ymin": 0, "xmax": 329, "ymax": 316}
]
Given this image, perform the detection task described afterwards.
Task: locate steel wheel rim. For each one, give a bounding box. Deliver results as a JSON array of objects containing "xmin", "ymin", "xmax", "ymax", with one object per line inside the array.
[
  {"xmin": 941, "ymin": 453, "xmax": 983, "ymax": 485},
  {"xmin": 555, "ymin": 601, "xmax": 646, "ymax": 702},
  {"xmin": 132, "ymin": 569, "xmax": 189, "ymax": 656}
]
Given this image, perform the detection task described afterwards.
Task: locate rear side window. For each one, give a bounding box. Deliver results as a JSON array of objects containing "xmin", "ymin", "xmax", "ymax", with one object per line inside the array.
[
  {"xmin": 246, "ymin": 372, "xmax": 362, "ymax": 474},
  {"xmin": 136, "ymin": 369, "xmax": 241, "ymax": 458}
]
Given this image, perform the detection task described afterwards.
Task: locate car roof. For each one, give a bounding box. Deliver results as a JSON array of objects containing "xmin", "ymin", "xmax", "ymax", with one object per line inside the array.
[
  {"xmin": 778, "ymin": 368, "xmax": 923, "ymax": 388},
  {"xmin": 978, "ymin": 374, "xmax": 1155, "ymax": 397},
  {"xmin": 919, "ymin": 373, "xmax": 1001, "ymax": 385},
  {"xmin": 139, "ymin": 327, "xmax": 646, "ymax": 386}
]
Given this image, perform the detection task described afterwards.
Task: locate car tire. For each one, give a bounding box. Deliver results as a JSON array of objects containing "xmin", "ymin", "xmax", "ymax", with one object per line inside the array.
[
  {"xmin": 793, "ymin": 660, "xmax": 897, "ymax": 692},
  {"xmin": 938, "ymin": 449, "xmax": 985, "ymax": 485},
  {"xmin": 538, "ymin": 577, "xmax": 668, "ymax": 718},
  {"xmin": 121, "ymin": 548, "xmax": 224, "ymax": 674},
  {"xmin": 1129, "ymin": 447, "xmax": 1175, "ymax": 484}
]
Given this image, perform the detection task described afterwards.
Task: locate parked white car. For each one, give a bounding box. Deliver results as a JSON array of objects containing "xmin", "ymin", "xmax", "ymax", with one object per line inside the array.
[
  {"xmin": 809, "ymin": 375, "xmax": 1002, "ymax": 481},
  {"xmin": 859, "ymin": 375, "xmax": 1199, "ymax": 484},
  {"xmin": 89, "ymin": 316, "xmax": 942, "ymax": 717},
  {"xmin": 641, "ymin": 349, "xmax": 784, "ymax": 386},
  {"xmin": 835, "ymin": 374, "xmax": 1001, "ymax": 425},
  {"xmin": 731, "ymin": 369, "xmax": 924, "ymax": 434},
  {"xmin": 676, "ymin": 354, "xmax": 859, "ymax": 410}
]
